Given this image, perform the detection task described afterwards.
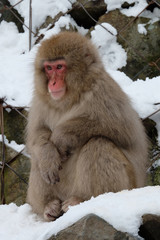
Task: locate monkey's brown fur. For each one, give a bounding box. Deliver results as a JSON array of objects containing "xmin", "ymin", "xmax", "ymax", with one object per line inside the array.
[{"xmin": 26, "ymin": 31, "xmax": 148, "ymax": 221}]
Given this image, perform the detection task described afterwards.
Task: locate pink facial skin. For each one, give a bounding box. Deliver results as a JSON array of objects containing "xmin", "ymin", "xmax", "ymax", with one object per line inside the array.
[{"xmin": 44, "ymin": 59, "xmax": 67, "ymax": 100}]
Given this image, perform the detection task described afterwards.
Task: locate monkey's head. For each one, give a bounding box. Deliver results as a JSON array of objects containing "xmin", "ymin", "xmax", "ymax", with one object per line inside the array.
[{"xmin": 34, "ymin": 31, "xmax": 103, "ymax": 108}]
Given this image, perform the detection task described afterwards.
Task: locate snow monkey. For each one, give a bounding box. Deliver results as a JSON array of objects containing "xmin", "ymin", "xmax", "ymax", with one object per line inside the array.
[{"xmin": 26, "ymin": 31, "xmax": 148, "ymax": 221}]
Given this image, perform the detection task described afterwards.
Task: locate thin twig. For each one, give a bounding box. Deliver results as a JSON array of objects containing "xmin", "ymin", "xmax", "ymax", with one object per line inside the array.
[
  {"xmin": 7, "ymin": 148, "xmax": 25, "ymax": 165},
  {"xmin": 9, "ymin": 0, "xmax": 24, "ymax": 9},
  {"xmin": 149, "ymin": 58, "xmax": 160, "ymax": 71},
  {"xmin": 77, "ymin": 2, "xmax": 115, "ymax": 36},
  {"xmin": 119, "ymin": 1, "xmax": 154, "ymax": 34},
  {"xmin": 3, "ymin": 100, "xmax": 28, "ymax": 120},
  {"xmin": 3, "ymin": 105, "xmax": 29, "ymax": 110},
  {"xmin": 143, "ymin": 108, "xmax": 160, "ymax": 121},
  {"xmin": 152, "ymin": 0, "xmax": 160, "ymax": 7},
  {"xmin": 4, "ymin": 4, "xmax": 36, "ymax": 36},
  {"xmin": 0, "ymin": 101, "xmax": 6, "ymax": 204},
  {"xmin": 29, "ymin": 0, "xmax": 32, "ymax": 50},
  {"xmin": 132, "ymin": 64, "xmax": 149, "ymax": 81},
  {"xmin": 4, "ymin": 162, "xmax": 28, "ymax": 185}
]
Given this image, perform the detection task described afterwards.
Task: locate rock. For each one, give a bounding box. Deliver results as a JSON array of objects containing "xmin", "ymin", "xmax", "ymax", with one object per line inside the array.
[
  {"xmin": 145, "ymin": 116, "xmax": 160, "ymax": 186},
  {"xmin": 70, "ymin": 0, "xmax": 107, "ymax": 29},
  {"xmin": 48, "ymin": 214, "xmax": 136, "ymax": 240},
  {"xmin": 36, "ymin": 13, "xmax": 78, "ymax": 44},
  {"xmin": 99, "ymin": 10, "xmax": 134, "ymax": 37},
  {"xmin": 0, "ymin": 0, "xmax": 24, "ymax": 32},
  {"xmin": 98, "ymin": 10, "xmax": 160, "ymax": 80},
  {"xmin": 143, "ymin": 118, "xmax": 158, "ymax": 145},
  {"xmin": 0, "ymin": 142, "xmax": 30, "ymax": 205},
  {"xmin": 121, "ymin": 2, "xmax": 135, "ymax": 9},
  {"xmin": 139, "ymin": 214, "xmax": 160, "ymax": 240},
  {"xmin": 149, "ymin": 165, "xmax": 160, "ymax": 186},
  {"xmin": 4, "ymin": 108, "xmax": 27, "ymax": 144},
  {"xmin": 146, "ymin": 1, "xmax": 160, "ymax": 12},
  {"xmin": 37, "ymin": 0, "xmax": 106, "ymax": 39}
]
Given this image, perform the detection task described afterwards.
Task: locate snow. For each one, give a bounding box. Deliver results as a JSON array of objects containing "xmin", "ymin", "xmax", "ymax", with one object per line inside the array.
[
  {"xmin": 0, "ymin": 135, "xmax": 25, "ymax": 153},
  {"xmin": 91, "ymin": 23, "xmax": 127, "ymax": 70},
  {"xmin": 0, "ymin": 0, "xmax": 160, "ymax": 239},
  {"xmin": 40, "ymin": 15, "xmax": 88, "ymax": 41},
  {"xmin": 0, "ymin": 186, "xmax": 160, "ymax": 240},
  {"xmin": 0, "ymin": 52, "xmax": 34, "ymax": 106},
  {"xmin": 152, "ymin": 159, "xmax": 160, "ymax": 168},
  {"xmin": 9, "ymin": 0, "xmax": 75, "ymax": 32},
  {"xmin": 137, "ymin": 24, "xmax": 147, "ymax": 35},
  {"xmin": 140, "ymin": 8, "xmax": 160, "ymax": 21},
  {"xmin": 120, "ymin": 0, "xmax": 148, "ymax": 17},
  {"xmin": 104, "ymin": 0, "xmax": 148, "ymax": 15},
  {"xmin": 108, "ymin": 71, "xmax": 160, "ymax": 118},
  {"xmin": 105, "ymin": 0, "xmax": 160, "ymax": 20}
]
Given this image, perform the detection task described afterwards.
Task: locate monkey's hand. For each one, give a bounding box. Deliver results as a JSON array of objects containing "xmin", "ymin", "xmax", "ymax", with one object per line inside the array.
[
  {"xmin": 51, "ymin": 128, "xmax": 79, "ymax": 161},
  {"xmin": 39, "ymin": 143, "xmax": 62, "ymax": 184}
]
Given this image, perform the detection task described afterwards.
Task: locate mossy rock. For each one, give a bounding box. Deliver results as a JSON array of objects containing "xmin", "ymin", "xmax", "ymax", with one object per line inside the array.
[
  {"xmin": 98, "ymin": 10, "xmax": 160, "ymax": 80},
  {"xmin": 0, "ymin": 142, "xmax": 30, "ymax": 205},
  {"xmin": 149, "ymin": 166, "xmax": 160, "ymax": 186},
  {"xmin": 4, "ymin": 108, "xmax": 28, "ymax": 144},
  {"xmin": 147, "ymin": 140, "xmax": 160, "ymax": 186}
]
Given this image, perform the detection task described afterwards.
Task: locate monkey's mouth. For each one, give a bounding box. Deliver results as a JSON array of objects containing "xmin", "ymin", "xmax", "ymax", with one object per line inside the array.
[{"xmin": 48, "ymin": 87, "xmax": 66, "ymax": 100}]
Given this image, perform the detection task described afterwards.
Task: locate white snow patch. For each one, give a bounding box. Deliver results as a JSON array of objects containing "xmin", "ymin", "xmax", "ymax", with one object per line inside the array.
[
  {"xmin": 91, "ymin": 23, "xmax": 127, "ymax": 70},
  {"xmin": 138, "ymin": 24, "xmax": 147, "ymax": 35},
  {"xmin": 0, "ymin": 187, "xmax": 160, "ymax": 240}
]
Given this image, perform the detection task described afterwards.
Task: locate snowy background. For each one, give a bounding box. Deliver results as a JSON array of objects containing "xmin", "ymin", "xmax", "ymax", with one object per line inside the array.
[{"xmin": 0, "ymin": 0, "xmax": 160, "ymax": 239}]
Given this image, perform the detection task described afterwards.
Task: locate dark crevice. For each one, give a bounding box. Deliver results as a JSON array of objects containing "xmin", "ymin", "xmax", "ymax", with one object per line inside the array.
[
  {"xmin": 138, "ymin": 215, "xmax": 160, "ymax": 240},
  {"xmin": 69, "ymin": 0, "xmax": 107, "ymax": 29}
]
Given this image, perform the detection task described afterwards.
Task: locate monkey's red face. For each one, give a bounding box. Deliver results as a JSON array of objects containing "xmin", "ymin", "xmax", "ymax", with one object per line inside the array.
[{"xmin": 44, "ymin": 59, "xmax": 67, "ymax": 100}]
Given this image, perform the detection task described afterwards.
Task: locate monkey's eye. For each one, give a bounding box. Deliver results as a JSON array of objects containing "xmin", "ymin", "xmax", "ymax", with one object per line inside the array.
[
  {"xmin": 46, "ymin": 65, "xmax": 52, "ymax": 71},
  {"xmin": 57, "ymin": 64, "xmax": 63, "ymax": 69}
]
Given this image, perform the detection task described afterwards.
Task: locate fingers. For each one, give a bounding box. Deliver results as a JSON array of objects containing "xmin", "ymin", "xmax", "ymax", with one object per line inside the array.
[
  {"xmin": 62, "ymin": 196, "xmax": 83, "ymax": 213},
  {"xmin": 44, "ymin": 199, "xmax": 62, "ymax": 221},
  {"xmin": 40, "ymin": 163, "xmax": 62, "ymax": 185}
]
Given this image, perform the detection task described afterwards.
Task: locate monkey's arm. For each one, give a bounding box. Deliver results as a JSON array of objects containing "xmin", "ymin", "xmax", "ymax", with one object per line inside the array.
[
  {"xmin": 27, "ymin": 126, "xmax": 62, "ymax": 184},
  {"xmin": 51, "ymin": 109, "xmax": 136, "ymax": 160},
  {"xmin": 51, "ymin": 117, "xmax": 104, "ymax": 160}
]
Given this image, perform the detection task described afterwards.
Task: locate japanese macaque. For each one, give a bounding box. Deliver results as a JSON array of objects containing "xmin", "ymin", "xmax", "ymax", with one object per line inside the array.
[{"xmin": 26, "ymin": 31, "xmax": 148, "ymax": 221}]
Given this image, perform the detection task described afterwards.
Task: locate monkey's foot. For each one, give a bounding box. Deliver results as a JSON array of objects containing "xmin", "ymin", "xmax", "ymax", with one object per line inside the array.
[
  {"xmin": 62, "ymin": 196, "xmax": 83, "ymax": 213},
  {"xmin": 44, "ymin": 199, "xmax": 62, "ymax": 221}
]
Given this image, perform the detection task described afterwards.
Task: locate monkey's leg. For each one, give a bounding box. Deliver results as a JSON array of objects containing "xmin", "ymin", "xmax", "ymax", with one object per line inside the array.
[
  {"xmin": 62, "ymin": 196, "xmax": 83, "ymax": 213},
  {"xmin": 27, "ymin": 163, "xmax": 62, "ymax": 221},
  {"xmin": 68, "ymin": 137, "xmax": 136, "ymax": 202},
  {"xmin": 43, "ymin": 199, "xmax": 62, "ymax": 221}
]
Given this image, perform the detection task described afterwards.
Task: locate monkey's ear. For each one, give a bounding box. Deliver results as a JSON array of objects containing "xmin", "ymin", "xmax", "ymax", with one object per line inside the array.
[
  {"xmin": 84, "ymin": 51, "xmax": 96, "ymax": 66},
  {"xmin": 84, "ymin": 40, "xmax": 100, "ymax": 66}
]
